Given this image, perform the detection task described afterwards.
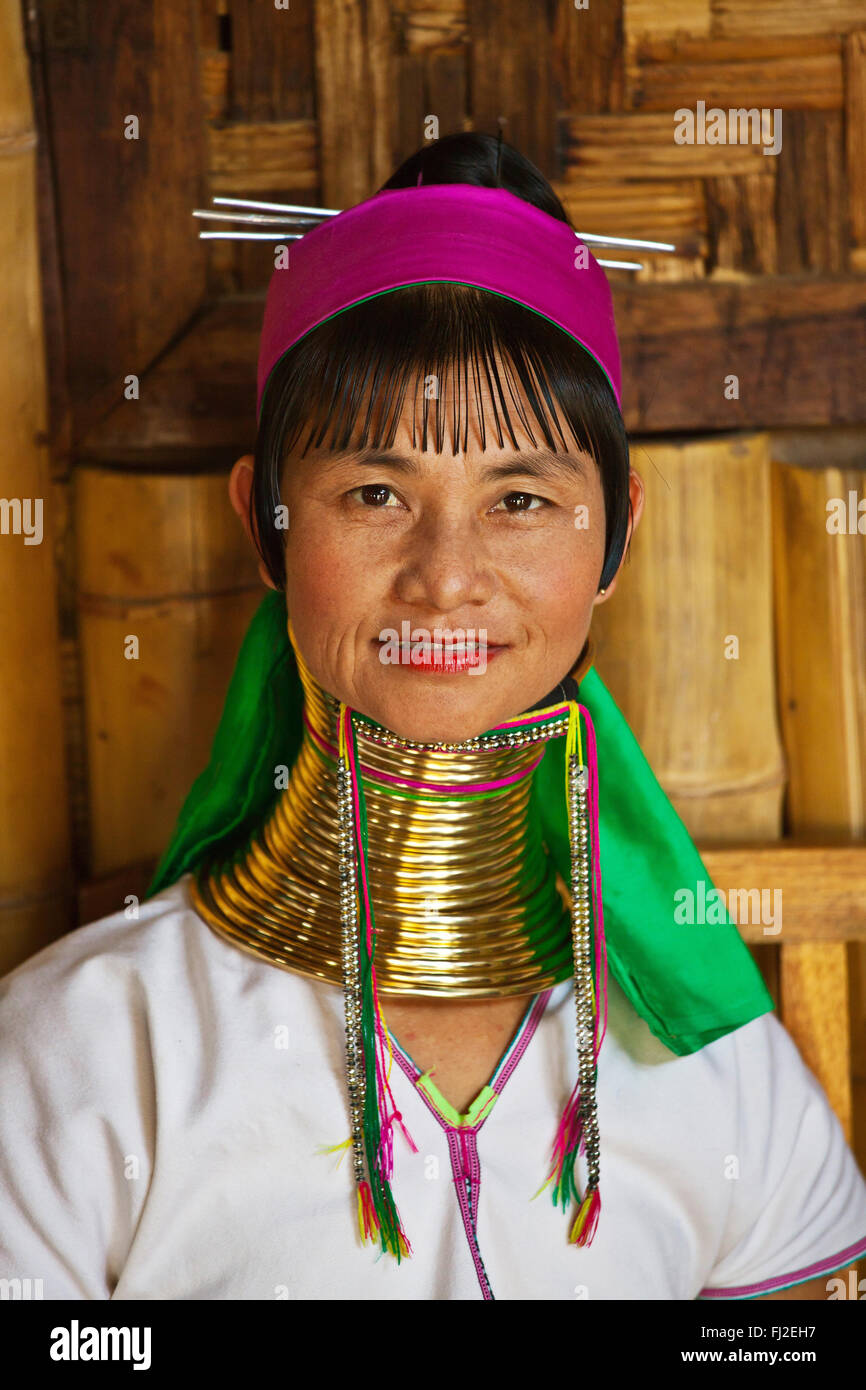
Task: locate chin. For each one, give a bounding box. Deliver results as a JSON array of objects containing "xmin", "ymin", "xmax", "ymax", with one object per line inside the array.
[
  {"xmin": 358, "ymin": 678, "xmax": 522, "ymax": 745},
  {"xmin": 378, "ymin": 713, "xmax": 493, "ymax": 744}
]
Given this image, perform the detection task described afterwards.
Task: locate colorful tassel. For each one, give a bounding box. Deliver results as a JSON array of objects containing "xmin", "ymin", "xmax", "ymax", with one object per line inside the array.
[
  {"xmin": 338, "ymin": 703, "xmax": 416, "ymax": 1260},
  {"xmin": 569, "ymin": 1186, "xmax": 601, "ymax": 1246},
  {"xmin": 540, "ymin": 700, "xmax": 607, "ymax": 1246},
  {"xmin": 336, "ymin": 691, "xmax": 607, "ymax": 1257}
]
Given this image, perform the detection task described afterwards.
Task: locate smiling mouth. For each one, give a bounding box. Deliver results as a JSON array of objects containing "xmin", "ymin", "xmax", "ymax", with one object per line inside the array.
[
  {"xmin": 372, "ymin": 636, "xmax": 508, "ymax": 653},
  {"xmin": 387, "ymin": 640, "xmax": 501, "ymax": 653},
  {"xmin": 373, "ymin": 638, "xmax": 508, "ymax": 671}
]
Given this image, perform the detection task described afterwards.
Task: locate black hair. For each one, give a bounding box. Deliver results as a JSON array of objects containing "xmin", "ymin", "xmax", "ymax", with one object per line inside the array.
[{"xmin": 251, "ymin": 130, "xmax": 631, "ymax": 593}]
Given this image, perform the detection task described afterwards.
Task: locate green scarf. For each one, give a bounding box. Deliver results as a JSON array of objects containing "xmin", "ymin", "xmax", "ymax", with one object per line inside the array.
[{"xmin": 145, "ymin": 589, "xmax": 773, "ymax": 1056}]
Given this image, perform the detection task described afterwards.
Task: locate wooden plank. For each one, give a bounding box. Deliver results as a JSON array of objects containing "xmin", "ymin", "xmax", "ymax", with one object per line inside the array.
[
  {"xmin": 781, "ymin": 943, "xmax": 852, "ymax": 1141},
  {"xmin": 313, "ymin": 0, "xmax": 395, "ymax": 206},
  {"xmin": 775, "ymin": 111, "xmax": 847, "ymax": 272},
  {"xmin": 711, "ymin": 0, "xmax": 866, "ymax": 40},
  {"xmin": 59, "ymin": 635, "xmax": 90, "ymax": 879},
  {"xmin": 771, "ymin": 462, "xmax": 866, "ymax": 834},
  {"xmin": 197, "ymin": 0, "xmax": 230, "ymax": 119},
  {"xmin": 698, "ymin": 844, "xmax": 866, "ymax": 943},
  {"xmin": 631, "ymin": 32, "xmax": 841, "ymax": 64},
  {"xmin": 200, "ymin": 50, "xmax": 230, "ymax": 123},
  {"xmin": 554, "ymin": 0, "xmax": 624, "ymax": 115},
  {"xmin": 390, "ymin": 1, "xmax": 469, "ymax": 163},
  {"xmin": 769, "ymin": 427, "xmax": 866, "ymax": 468},
  {"xmin": 22, "ymin": 2, "xmax": 72, "ymax": 470},
  {"xmin": 557, "ymin": 175, "xmax": 707, "ymax": 279},
  {"xmin": 392, "ymin": 0, "xmax": 468, "ymax": 52},
  {"xmin": 564, "ymin": 112, "xmax": 779, "ymax": 179},
  {"xmin": 627, "ymin": 45, "xmax": 843, "ymax": 113},
  {"xmin": 704, "ymin": 171, "xmax": 778, "ymax": 276},
  {"xmin": 593, "ymin": 434, "xmax": 785, "ymax": 842},
  {"xmin": 467, "ymin": 0, "xmax": 559, "ymax": 177},
  {"xmin": 37, "ymin": 0, "xmax": 209, "ymax": 447},
  {"xmin": 75, "ymin": 468, "xmax": 263, "ymax": 875},
  {"xmin": 616, "ymin": 276, "xmax": 866, "ymax": 430},
  {"xmin": 626, "ymin": 0, "xmax": 712, "ymax": 42},
  {"xmin": 227, "ymin": 0, "xmax": 315, "ymax": 120},
  {"xmin": 771, "ymin": 458, "xmax": 866, "ymax": 1093},
  {"xmin": 208, "ymin": 118, "xmax": 318, "ymax": 191},
  {"xmin": 77, "ymin": 298, "xmax": 262, "ymax": 464},
  {"xmin": 556, "ymin": 176, "xmax": 706, "ymax": 247},
  {"xmin": 74, "ymin": 275, "xmax": 866, "ymax": 457},
  {"xmin": 197, "ymin": 0, "xmax": 227, "ymax": 43},
  {"xmin": 75, "ymin": 467, "xmax": 261, "ymax": 600},
  {"xmin": 394, "ymin": 52, "xmax": 468, "ymax": 165},
  {"xmin": 0, "ymin": 0, "xmax": 74, "ymax": 970},
  {"xmin": 846, "ymin": 31, "xmax": 866, "ymax": 269}
]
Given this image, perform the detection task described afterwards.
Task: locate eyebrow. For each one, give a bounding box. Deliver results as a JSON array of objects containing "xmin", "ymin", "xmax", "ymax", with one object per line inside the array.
[{"xmin": 318, "ymin": 445, "xmax": 592, "ymax": 485}]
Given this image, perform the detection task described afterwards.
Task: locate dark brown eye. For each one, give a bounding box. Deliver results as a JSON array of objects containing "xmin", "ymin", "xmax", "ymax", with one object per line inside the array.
[
  {"xmin": 497, "ymin": 491, "xmax": 543, "ymax": 512},
  {"xmin": 358, "ymin": 484, "xmax": 395, "ymax": 506}
]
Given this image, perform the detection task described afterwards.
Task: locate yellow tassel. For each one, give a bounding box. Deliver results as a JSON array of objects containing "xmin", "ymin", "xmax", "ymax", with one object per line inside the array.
[
  {"xmin": 530, "ymin": 1173, "xmax": 555, "ymax": 1202},
  {"xmin": 568, "ymin": 1188, "xmax": 600, "ymax": 1246},
  {"xmin": 319, "ymin": 1136, "xmax": 353, "ymax": 1160}
]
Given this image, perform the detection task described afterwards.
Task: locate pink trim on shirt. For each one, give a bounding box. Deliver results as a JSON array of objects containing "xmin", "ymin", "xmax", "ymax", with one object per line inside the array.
[{"xmin": 698, "ymin": 1233, "xmax": 866, "ymax": 1299}]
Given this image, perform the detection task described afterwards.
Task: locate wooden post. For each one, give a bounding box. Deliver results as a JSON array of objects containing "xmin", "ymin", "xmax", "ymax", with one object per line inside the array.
[
  {"xmin": 0, "ymin": 0, "xmax": 73, "ymax": 974},
  {"xmin": 772, "ymin": 459, "xmax": 866, "ymax": 1144},
  {"xmin": 75, "ymin": 467, "xmax": 263, "ymax": 878}
]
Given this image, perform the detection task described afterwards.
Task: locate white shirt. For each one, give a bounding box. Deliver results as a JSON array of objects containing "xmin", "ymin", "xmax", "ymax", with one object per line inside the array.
[{"xmin": 1, "ymin": 874, "xmax": 865, "ymax": 1301}]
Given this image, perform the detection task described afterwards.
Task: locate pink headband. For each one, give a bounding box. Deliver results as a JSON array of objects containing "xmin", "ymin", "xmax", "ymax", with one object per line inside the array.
[{"xmin": 256, "ymin": 183, "xmax": 622, "ymax": 420}]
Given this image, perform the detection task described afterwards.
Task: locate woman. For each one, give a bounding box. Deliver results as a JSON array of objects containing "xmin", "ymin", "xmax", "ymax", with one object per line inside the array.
[{"xmin": 1, "ymin": 133, "xmax": 865, "ymax": 1300}]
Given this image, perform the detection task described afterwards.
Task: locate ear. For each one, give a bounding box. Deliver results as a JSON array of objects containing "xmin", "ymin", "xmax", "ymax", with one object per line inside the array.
[
  {"xmin": 593, "ymin": 468, "xmax": 645, "ymax": 606},
  {"xmin": 228, "ymin": 454, "xmax": 280, "ymax": 592}
]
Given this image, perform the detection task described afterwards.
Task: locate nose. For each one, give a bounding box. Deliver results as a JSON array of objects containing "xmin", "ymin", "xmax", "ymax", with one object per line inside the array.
[{"xmin": 392, "ymin": 509, "xmax": 495, "ymax": 614}]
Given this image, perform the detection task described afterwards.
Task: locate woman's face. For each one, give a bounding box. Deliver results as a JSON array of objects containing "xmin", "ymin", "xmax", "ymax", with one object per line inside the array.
[{"xmin": 231, "ymin": 362, "xmax": 643, "ymax": 743}]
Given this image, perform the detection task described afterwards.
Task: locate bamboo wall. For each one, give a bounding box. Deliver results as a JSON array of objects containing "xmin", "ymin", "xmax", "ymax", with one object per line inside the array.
[{"xmin": 4, "ymin": 1, "xmax": 865, "ymax": 1171}]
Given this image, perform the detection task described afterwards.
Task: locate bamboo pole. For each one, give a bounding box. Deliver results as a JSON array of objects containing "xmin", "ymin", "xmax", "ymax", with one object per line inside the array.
[
  {"xmin": 771, "ymin": 459, "xmax": 866, "ymax": 1144},
  {"xmin": 0, "ymin": 0, "xmax": 73, "ymax": 975},
  {"xmin": 75, "ymin": 467, "xmax": 263, "ymax": 878},
  {"xmin": 592, "ymin": 432, "xmax": 785, "ymax": 841},
  {"xmin": 591, "ymin": 431, "xmax": 785, "ymax": 1011}
]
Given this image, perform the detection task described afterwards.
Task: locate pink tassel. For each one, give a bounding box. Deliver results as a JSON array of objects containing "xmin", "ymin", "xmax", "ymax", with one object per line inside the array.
[
  {"xmin": 357, "ymin": 1180, "xmax": 380, "ymax": 1242},
  {"xmin": 548, "ymin": 1081, "xmax": 584, "ymax": 1179}
]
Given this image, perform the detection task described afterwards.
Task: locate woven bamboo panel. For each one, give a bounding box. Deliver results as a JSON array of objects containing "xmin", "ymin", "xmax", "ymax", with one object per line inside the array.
[{"xmin": 187, "ymin": 2, "xmax": 866, "ymax": 305}]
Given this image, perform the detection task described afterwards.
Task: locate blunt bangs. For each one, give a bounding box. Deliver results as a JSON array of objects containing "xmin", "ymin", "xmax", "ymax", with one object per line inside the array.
[{"xmin": 252, "ymin": 280, "xmax": 632, "ymax": 593}]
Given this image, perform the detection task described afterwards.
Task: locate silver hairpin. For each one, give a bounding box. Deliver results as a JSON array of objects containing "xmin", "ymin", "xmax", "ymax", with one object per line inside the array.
[{"xmin": 191, "ymin": 196, "xmax": 676, "ymax": 271}]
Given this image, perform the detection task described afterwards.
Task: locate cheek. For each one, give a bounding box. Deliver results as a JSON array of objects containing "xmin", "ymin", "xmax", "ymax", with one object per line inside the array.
[
  {"xmin": 504, "ymin": 524, "xmax": 603, "ymax": 618},
  {"xmin": 283, "ymin": 509, "xmax": 372, "ymax": 619},
  {"xmin": 533, "ymin": 575, "xmax": 597, "ymax": 646}
]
